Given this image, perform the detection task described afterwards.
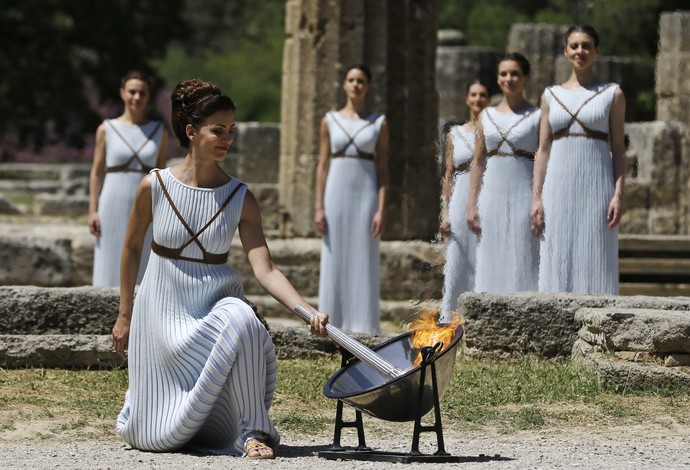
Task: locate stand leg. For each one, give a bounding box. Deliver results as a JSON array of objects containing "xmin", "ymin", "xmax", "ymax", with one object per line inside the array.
[
  {"xmin": 410, "ymin": 347, "xmax": 449, "ymax": 456},
  {"xmin": 329, "ymin": 350, "xmax": 367, "ymax": 450}
]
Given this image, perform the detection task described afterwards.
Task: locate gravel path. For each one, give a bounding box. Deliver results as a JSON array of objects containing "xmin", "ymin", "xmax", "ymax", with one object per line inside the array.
[{"xmin": 2, "ymin": 425, "xmax": 689, "ymax": 469}]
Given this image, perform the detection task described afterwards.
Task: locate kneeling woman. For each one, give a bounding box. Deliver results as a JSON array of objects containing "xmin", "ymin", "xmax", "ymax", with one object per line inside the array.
[{"xmin": 112, "ymin": 79, "xmax": 328, "ymax": 459}]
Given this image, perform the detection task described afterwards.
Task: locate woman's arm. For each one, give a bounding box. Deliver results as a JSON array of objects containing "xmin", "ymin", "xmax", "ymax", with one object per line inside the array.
[
  {"xmin": 112, "ymin": 176, "xmax": 153, "ymax": 359},
  {"xmin": 371, "ymin": 118, "xmax": 390, "ymax": 238},
  {"xmin": 530, "ymin": 95, "xmax": 553, "ymax": 237},
  {"xmin": 466, "ymin": 115, "xmax": 487, "ymax": 235},
  {"xmin": 439, "ymin": 131, "xmax": 455, "ymax": 237},
  {"xmin": 88, "ymin": 124, "xmax": 106, "ymax": 236},
  {"xmin": 240, "ymin": 191, "xmax": 328, "ymax": 337},
  {"xmin": 607, "ymin": 87, "xmax": 627, "ymax": 229},
  {"xmin": 156, "ymin": 129, "xmax": 169, "ymax": 169},
  {"xmin": 314, "ymin": 116, "xmax": 331, "ymax": 235}
]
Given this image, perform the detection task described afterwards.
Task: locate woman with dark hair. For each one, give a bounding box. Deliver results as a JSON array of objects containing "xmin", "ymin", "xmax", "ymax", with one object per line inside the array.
[
  {"xmin": 314, "ymin": 64, "xmax": 390, "ymax": 334},
  {"xmin": 439, "ymin": 80, "xmax": 491, "ymax": 321},
  {"xmin": 531, "ymin": 24, "xmax": 626, "ymax": 294},
  {"xmin": 89, "ymin": 70, "xmax": 168, "ymax": 286},
  {"xmin": 467, "ymin": 53, "xmax": 541, "ymax": 293},
  {"xmin": 112, "ymin": 79, "xmax": 328, "ymax": 459}
]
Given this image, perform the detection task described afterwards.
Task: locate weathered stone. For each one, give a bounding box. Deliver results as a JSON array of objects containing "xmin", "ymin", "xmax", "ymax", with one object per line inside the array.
[
  {"xmin": 0, "ymin": 334, "xmax": 121, "ymax": 368},
  {"xmin": 34, "ymin": 193, "xmax": 89, "ymax": 217},
  {"xmin": 655, "ymin": 52, "xmax": 690, "ymax": 97},
  {"xmin": 0, "ymin": 286, "xmax": 119, "ymax": 335},
  {"xmin": 586, "ymin": 354, "xmax": 690, "ymax": 391},
  {"xmin": 0, "ymin": 194, "xmax": 22, "ymax": 214},
  {"xmin": 614, "ymin": 351, "xmax": 664, "ymax": 364},
  {"xmin": 665, "ymin": 353, "xmax": 690, "ymax": 367},
  {"xmin": 575, "ymin": 307, "xmax": 690, "ymax": 354},
  {"xmin": 657, "ymin": 96, "xmax": 690, "ymax": 126},
  {"xmin": 279, "ymin": 0, "xmax": 440, "ymax": 239},
  {"xmin": 437, "ymin": 29, "xmax": 466, "ymax": 47},
  {"xmin": 222, "ymin": 122, "xmax": 280, "ymax": 184},
  {"xmin": 0, "ymin": 163, "xmax": 63, "ymax": 181},
  {"xmin": 506, "ymin": 23, "xmax": 568, "ymax": 104},
  {"xmin": 658, "ymin": 11, "xmax": 690, "ymax": 54},
  {"xmin": 0, "ymin": 236, "xmax": 72, "ymax": 286},
  {"xmin": 458, "ymin": 292, "xmax": 690, "ymax": 360},
  {"xmin": 436, "ymin": 45, "xmax": 500, "ymax": 124}
]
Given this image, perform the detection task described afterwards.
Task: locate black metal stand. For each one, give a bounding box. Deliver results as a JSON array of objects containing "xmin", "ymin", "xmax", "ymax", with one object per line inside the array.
[{"xmin": 316, "ymin": 344, "xmax": 461, "ymax": 463}]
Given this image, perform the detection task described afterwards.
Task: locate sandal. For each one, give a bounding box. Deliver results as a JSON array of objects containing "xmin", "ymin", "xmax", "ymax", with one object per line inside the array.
[{"xmin": 245, "ymin": 438, "xmax": 275, "ymax": 459}]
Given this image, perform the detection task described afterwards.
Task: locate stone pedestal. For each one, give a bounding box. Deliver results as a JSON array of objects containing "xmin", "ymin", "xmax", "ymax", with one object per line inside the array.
[{"xmin": 279, "ymin": 0, "xmax": 439, "ymax": 239}]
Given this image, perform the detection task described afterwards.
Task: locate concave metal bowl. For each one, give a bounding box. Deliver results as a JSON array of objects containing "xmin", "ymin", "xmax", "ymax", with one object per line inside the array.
[{"xmin": 323, "ymin": 325, "xmax": 464, "ymax": 422}]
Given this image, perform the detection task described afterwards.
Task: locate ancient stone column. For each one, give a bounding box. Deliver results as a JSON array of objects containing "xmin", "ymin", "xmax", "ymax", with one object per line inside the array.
[
  {"xmin": 656, "ymin": 11, "xmax": 690, "ymax": 124},
  {"xmin": 279, "ymin": 0, "xmax": 439, "ymax": 239},
  {"xmin": 507, "ymin": 23, "xmax": 568, "ymax": 104},
  {"xmin": 436, "ymin": 29, "xmax": 501, "ymax": 125}
]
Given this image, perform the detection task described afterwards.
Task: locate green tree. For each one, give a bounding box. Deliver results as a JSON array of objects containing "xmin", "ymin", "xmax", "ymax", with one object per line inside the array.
[
  {"xmin": 0, "ymin": 0, "xmax": 186, "ymax": 159},
  {"xmin": 154, "ymin": 0, "xmax": 285, "ymax": 123}
]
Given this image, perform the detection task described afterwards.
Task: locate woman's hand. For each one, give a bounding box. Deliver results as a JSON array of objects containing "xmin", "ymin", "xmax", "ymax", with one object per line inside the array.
[
  {"xmin": 112, "ymin": 314, "xmax": 131, "ymax": 359},
  {"xmin": 88, "ymin": 212, "xmax": 101, "ymax": 236},
  {"xmin": 530, "ymin": 198, "xmax": 545, "ymax": 237},
  {"xmin": 308, "ymin": 311, "xmax": 329, "ymax": 338},
  {"xmin": 371, "ymin": 210, "xmax": 385, "ymax": 238},
  {"xmin": 466, "ymin": 205, "xmax": 481, "ymax": 235},
  {"xmin": 439, "ymin": 214, "xmax": 451, "ymax": 238},
  {"xmin": 607, "ymin": 193, "xmax": 623, "ymax": 229},
  {"xmin": 314, "ymin": 208, "xmax": 327, "ymax": 234}
]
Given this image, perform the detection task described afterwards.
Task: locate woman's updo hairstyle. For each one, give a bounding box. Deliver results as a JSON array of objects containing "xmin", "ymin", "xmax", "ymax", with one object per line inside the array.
[
  {"xmin": 171, "ymin": 79, "xmax": 236, "ymax": 148},
  {"xmin": 564, "ymin": 24, "xmax": 600, "ymax": 48},
  {"xmin": 499, "ymin": 52, "xmax": 531, "ymax": 76},
  {"xmin": 345, "ymin": 63, "xmax": 372, "ymax": 82},
  {"xmin": 120, "ymin": 70, "xmax": 151, "ymax": 89}
]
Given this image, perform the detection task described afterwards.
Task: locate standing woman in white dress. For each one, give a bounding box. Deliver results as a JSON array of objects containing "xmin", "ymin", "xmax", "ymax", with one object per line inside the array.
[
  {"xmin": 314, "ymin": 64, "xmax": 390, "ymax": 334},
  {"xmin": 89, "ymin": 71, "xmax": 168, "ymax": 286},
  {"xmin": 439, "ymin": 80, "xmax": 491, "ymax": 321},
  {"xmin": 112, "ymin": 79, "xmax": 328, "ymax": 459},
  {"xmin": 467, "ymin": 53, "xmax": 541, "ymax": 293},
  {"xmin": 531, "ymin": 25, "xmax": 626, "ymax": 294}
]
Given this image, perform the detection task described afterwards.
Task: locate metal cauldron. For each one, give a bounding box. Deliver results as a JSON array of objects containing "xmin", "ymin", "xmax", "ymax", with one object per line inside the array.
[{"xmin": 323, "ymin": 324, "xmax": 464, "ymax": 422}]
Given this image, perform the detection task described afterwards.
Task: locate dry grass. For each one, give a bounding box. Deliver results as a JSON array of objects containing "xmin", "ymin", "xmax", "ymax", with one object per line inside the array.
[{"xmin": 1, "ymin": 356, "xmax": 688, "ymax": 442}]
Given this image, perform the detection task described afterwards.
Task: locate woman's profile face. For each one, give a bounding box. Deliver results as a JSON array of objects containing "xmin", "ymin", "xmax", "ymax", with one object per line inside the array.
[
  {"xmin": 497, "ymin": 60, "xmax": 528, "ymax": 95},
  {"xmin": 465, "ymin": 83, "xmax": 490, "ymax": 115},
  {"xmin": 564, "ymin": 31, "xmax": 598, "ymax": 70},
  {"xmin": 343, "ymin": 68, "xmax": 371, "ymax": 100},
  {"xmin": 120, "ymin": 79, "xmax": 149, "ymax": 112},
  {"xmin": 188, "ymin": 110, "xmax": 236, "ymax": 161}
]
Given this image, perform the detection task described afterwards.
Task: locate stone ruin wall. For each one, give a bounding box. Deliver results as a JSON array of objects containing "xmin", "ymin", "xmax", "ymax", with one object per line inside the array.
[
  {"xmin": 2, "ymin": 10, "xmax": 690, "ymax": 238},
  {"xmin": 437, "ymin": 13, "xmax": 690, "ymax": 235}
]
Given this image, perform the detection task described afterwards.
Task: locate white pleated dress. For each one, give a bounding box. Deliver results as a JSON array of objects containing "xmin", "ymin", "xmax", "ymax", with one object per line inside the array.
[
  {"xmin": 539, "ymin": 83, "xmax": 620, "ymax": 294},
  {"xmin": 116, "ymin": 168, "xmax": 279, "ymax": 455},
  {"xmin": 319, "ymin": 111, "xmax": 385, "ymax": 334},
  {"xmin": 474, "ymin": 107, "xmax": 541, "ymax": 293},
  {"xmin": 93, "ymin": 119, "xmax": 163, "ymax": 286},
  {"xmin": 440, "ymin": 125, "xmax": 479, "ymax": 322}
]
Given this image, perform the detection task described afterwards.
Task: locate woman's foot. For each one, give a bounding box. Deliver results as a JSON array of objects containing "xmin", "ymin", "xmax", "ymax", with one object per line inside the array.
[{"xmin": 245, "ymin": 438, "xmax": 274, "ymax": 459}]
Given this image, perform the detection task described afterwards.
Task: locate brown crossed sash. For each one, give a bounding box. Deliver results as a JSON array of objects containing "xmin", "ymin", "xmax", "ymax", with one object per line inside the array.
[
  {"xmin": 105, "ymin": 120, "xmax": 162, "ymax": 173},
  {"xmin": 151, "ymin": 171, "xmax": 245, "ymax": 264},
  {"xmin": 452, "ymin": 126, "xmax": 474, "ymax": 173},
  {"xmin": 329, "ymin": 112, "xmax": 378, "ymax": 161},
  {"xmin": 548, "ymin": 83, "xmax": 614, "ymax": 142},
  {"xmin": 484, "ymin": 109, "xmax": 535, "ymax": 160}
]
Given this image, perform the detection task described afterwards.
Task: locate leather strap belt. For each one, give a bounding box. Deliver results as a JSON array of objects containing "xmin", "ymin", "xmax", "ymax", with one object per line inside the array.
[
  {"xmin": 106, "ymin": 164, "xmax": 154, "ymax": 174},
  {"xmin": 454, "ymin": 161, "xmax": 471, "ymax": 173},
  {"xmin": 151, "ymin": 239, "xmax": 229, "ymax": 265},
  {"xmin": 486, "ymin": 149, "xmax": 535, "ymax": 160},
  {"xmin": 552, "ymin": 128, "xmax": 608, "ymax": 142},
  {"xmin": 331, "ymin": 152, "xmax": 375, "ymax": 161}
]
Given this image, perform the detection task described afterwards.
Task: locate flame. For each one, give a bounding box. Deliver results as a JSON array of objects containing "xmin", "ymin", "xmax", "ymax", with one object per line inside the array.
[{"xmin": 407, "ymin": 307, "xmax": 464, "ymax": 367}]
